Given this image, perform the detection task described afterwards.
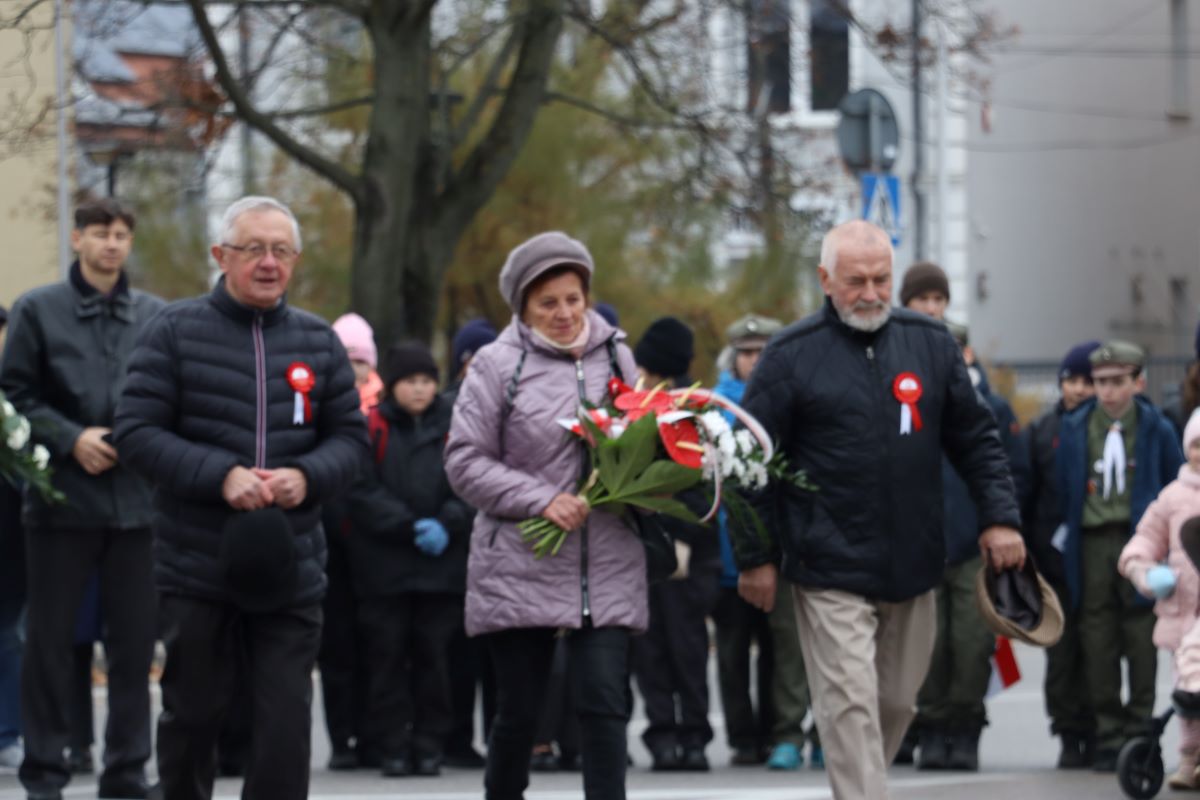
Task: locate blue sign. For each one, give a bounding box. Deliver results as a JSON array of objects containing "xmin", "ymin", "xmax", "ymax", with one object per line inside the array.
[{"xmin": 861, "ymin": 173, "xmax": 902, "ymax": 246}]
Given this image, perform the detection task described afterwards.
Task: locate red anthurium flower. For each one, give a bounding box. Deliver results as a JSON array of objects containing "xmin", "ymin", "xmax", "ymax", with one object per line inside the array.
[
  {"xmin": 608, "ymin": 378, "xmax": 634, "ymax": 399},
  {"xmin": 659, "ymin": 418, "xmax": 704, "ymax": 469},
  {"xmin": 614, "ymin": 389, "xmax": 674, "ymax": 422},
  {"xmin": 587, "ymin": 408, "xmax": 613, "ymax": 435}
]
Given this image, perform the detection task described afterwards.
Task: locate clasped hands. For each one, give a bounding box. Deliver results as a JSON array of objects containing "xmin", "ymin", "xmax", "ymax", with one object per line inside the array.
[{"xmin": 222, "ymin": 465, "xmax": 307, "ymax": 511}]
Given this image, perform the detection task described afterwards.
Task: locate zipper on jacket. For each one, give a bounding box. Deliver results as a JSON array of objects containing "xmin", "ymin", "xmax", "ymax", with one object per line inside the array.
[
  {"xmin": 865, "ymin": 343, "xmax": 894, "ymax": 585},
  {"xmin": 253, "ymin": 313, "xmax": 267, "ymax": 469},
  {"xmin": 575, "ymin": 358, "xmax": 592, "ymax": 621}
]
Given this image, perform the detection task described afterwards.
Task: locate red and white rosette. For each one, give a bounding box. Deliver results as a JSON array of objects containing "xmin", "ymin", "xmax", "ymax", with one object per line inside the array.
[
  {"xmin": 892, "ymin": 372, "xmax": 923, "ymax": 435},
  {"xmin": 287, "ymin": 362, "xmax": 315, "ymax": 425}
]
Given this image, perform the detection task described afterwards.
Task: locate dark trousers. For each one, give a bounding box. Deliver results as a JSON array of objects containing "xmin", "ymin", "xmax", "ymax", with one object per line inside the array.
[
  {"xmin": 632, "ymin": 566, "xmax": 720, "ymax": 753},
  {"xmin": 486, "ymin": 626, "xmax": 631, "ymax": 800},
  {"xmin": 447, "ymin": 626, "xmax": 496, "ymax": 754},
  {"xmin": 1044, "ymin": 581, "xmax": 1094, "ymax": 737},
  {"xmin": 915, "ymin": 556, "xmax": 995, "ymax": 733},
  {"xmin": 317, "ymin": 533, "xmax": 366, "ymax": 754},
  {"xmin": 1080, "ymin": 526, "xmax": 1157, "ymax": 751},
  {"xmin": 534, "ymin": 637, "xmax": 580, "ymax": 755},
  {"xmin": 156, "ymin": 595, "xmax": 321, "ymax": 800},
  {"xmin": 712, "ymin": 587, "xmax": 775, "ymax": 753},
  {"xmin": 19, "ymin": 526, "xmax": 155, "ymax": 794},
  {"xmin": 69, "ymin": 642, "xmax": 95, "ymax": 753},
  {"xmin": 358, "ymin": 592, "xmax": 460, "ymax": 759}
]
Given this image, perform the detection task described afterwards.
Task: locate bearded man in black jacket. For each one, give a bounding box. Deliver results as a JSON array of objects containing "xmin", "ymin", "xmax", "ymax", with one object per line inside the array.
[
  {"xmin": 734, "ymin": 220, "xmax": 1025, "ymax": 800},
  {"xmin": 114, "ymin": 196, "xmax": 367, "ymax": 800}
]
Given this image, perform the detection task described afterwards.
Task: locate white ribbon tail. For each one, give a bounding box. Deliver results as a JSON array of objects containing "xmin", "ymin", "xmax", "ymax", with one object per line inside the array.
[
  {"xmin": 292, "ymin": 392, "xmax": 304, "ymax": 425},
  {"xmin": 699, "ymin": 441, "xmax": 721, "ymax": 523},
  {"xmin": 671, "ymin": 389, "xmax": 774, "ymax": 462},
  {"xmin": 900, "ymin": 403, "xmax": 913, "ymax": 435},
  {"xmin": 1101, "ymin": 427, "xmax": 1126, "ymax": 499}
]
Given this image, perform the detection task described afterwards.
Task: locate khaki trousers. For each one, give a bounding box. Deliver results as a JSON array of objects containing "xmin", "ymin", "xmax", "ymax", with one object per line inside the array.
[{"xmin": 791, "ymin": 586, "xmax": 937, "ymax": 800}]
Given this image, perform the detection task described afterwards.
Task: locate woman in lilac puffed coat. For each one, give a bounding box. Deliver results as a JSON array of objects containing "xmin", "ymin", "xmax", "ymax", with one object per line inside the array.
[{"xmin": 445, "ymin": 232, "xmax": 647, "ymax": 800}]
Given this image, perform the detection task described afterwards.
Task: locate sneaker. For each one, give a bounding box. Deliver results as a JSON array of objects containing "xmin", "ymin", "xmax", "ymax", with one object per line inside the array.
[
  {"xmin": 0, "ymin": 741, "xmax": 22, "ymax": 770},
  {"xmin": 809, "ymin": 745, "xmax": 824, "ymax": 769},
  {"xmin": 766, "ymin": 743, "xmax": 801, "ymax": 771}
]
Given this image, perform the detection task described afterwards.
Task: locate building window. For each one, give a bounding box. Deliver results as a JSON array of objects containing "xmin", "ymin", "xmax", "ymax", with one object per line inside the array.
[
  {"xmin": 746, "ymin": 0, "xmax": 791, "ymax": 115},
  {"xmin": 810, "ymin": 0, "xmax": 849, "ymax": 111}
]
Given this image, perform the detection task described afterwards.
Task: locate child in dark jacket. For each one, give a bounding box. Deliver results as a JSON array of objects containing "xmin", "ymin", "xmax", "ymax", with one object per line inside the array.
[{"xmin": 348, "ymin": 342, "xmax": 472, "ymax": 778}]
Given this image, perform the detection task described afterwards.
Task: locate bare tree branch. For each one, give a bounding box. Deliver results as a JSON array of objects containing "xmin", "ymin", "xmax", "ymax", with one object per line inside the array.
[
  {"xmin": 450, "ymin": 21, "xmax": 521, "ymax": 144},
  {"xmin": 184, "ymin": 0, "xmax": 365, "ymax": 202}
]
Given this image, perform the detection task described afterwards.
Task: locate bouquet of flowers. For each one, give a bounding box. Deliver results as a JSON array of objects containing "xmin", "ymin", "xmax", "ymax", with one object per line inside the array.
[
  {"xmin": 0, "ymin": 390, "xmax": 62, "ymax": 502},
  {"xmin": 518, "ymin": 379, "xmax": 810, "ymax": 558}
]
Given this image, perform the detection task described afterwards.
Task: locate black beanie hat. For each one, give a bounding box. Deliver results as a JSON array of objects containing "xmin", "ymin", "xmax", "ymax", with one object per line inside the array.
[
  {"xmin": 900, "ymin": 261, "xmax": 950, "ymax": 307},
  {"xmin": 635, "ymin": 317, "xmax": 694, "ymax": 380},
  {"xmin": 386, "ymin": 341, "xmax": 439, "ymax": 389}
]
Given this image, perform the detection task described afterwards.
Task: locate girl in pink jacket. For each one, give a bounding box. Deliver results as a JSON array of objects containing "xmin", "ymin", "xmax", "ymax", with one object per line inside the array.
[{"xmin": 1119, "ymin": 410, "xmax": 1200, "ymax": 789}]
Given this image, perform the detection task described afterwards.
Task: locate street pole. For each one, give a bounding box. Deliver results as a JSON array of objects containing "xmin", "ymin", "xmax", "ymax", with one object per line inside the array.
[
  {"xmin": 1169, "ymin": 0, "xmax": 1191, "ymax": 121},
  {"xmin": 239, "ymin": 7, "xmax": 255, "ymax": 193},
  {"xmin": 911, "ymin": 0, "xmax": 926, "ymax": 260},
  {"xmin": 53, "ymin": 0, "xmax": 70, "ymax": 276}
]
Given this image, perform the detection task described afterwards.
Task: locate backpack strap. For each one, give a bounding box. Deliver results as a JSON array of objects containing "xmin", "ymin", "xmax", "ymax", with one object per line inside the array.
[
  {"xmin": 499, "ymin": 349, "xmax": 528, "ymax": 456},
  {"xmin": 605, "ymin": 337, "xmax": 624, "ymax": 382},
  {"xmin": 366, "ymin": 405, "xmax": 388, "ymax": 465}
]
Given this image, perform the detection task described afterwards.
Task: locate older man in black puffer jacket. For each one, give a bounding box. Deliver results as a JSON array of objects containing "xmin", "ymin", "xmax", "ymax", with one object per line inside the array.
[{"xmin": 114, "ymin": 196, "xmax": 367, "ymax": 800}]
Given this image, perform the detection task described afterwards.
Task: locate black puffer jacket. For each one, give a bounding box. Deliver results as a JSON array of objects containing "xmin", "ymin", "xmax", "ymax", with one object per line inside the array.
[
  {"xmin": 735, "ymin": 301, "xmax": 1021, "ymax": 602},
  {"xmin": 1020, "ymin": 402, "xmax": 1068, "ymax": 586},
  {"xmin": 113, "ymin": 279, "xmax": 368, "ymax": 606},
  {"xmin": 346, "ymin": 394, "xmax": 472, "ymax": 596},
  {"xmin": 0, "ymin": 264, "xmax": 164, "ymax": 530}
]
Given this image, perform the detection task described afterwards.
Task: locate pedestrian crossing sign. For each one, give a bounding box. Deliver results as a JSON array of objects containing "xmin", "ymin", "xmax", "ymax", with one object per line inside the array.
[{"xmin": 861, "ymin": 172, "xmax": 902, "ymax": 246}]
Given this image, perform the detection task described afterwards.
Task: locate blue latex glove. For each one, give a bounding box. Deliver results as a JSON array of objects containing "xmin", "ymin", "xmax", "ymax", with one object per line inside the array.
[
  {"xmin": 1146, "ymin": 565, "xmax": 1177, "ymax": 599},
  {"xmin": 413, "ymin": 518, "xmax": 449, "ymax": 557}
]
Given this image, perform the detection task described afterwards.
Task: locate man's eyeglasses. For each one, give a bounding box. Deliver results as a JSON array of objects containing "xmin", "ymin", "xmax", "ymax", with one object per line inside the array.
[{"xmin": 221, "ymin": 242, "xmax": 299, "ymax": 262}]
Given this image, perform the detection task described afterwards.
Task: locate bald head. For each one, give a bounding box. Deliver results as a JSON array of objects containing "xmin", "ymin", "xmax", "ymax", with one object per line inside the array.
[
  {"xmin": 819, "ymin": 220, "xmax": 894, "ymax": 276},
  {"xmin": 818, "ymin": 221, "xmax": 894, "ymax": 333}
]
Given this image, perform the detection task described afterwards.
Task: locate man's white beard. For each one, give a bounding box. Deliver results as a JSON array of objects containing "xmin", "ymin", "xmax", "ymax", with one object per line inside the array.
[{"xmin": 835, "ymin": 300, "xmax": 890, "ymax": 333}]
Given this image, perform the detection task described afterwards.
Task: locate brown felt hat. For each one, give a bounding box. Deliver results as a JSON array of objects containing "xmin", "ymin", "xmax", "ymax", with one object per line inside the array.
[{"xmin": 975, "ymin": 556, "xmax": 1064, "ymax": 648}]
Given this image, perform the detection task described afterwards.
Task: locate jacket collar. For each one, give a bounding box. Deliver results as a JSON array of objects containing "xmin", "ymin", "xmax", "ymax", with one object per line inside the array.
[
  {"xmin": 377, "ymin": 395, "xmax": 447, "ymax": 441},
  {"xmin": 209, "ymin": 276, "xmax": 289, "ymax": 326},
  {"xmin": 500, "ymin": 308, "xmax": 624, "ymax": 360},
  {"xmin": 71, "ymin": 261, "xmax": 133, "ymax": 322}
]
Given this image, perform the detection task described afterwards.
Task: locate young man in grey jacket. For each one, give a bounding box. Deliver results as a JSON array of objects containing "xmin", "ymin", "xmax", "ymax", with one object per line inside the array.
[{"xmin": 0, "ymin": 199, "xmax": 164, "ymax": 800}]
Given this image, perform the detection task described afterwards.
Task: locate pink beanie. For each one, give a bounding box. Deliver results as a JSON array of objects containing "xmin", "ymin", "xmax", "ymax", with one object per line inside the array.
[
  {"xmin": 1185, "ymin": 409, "xmax": 1200, "ymax": 452},
  {"xmin": 332, "ymin": 313, "xmax": 377, "ymax": 369}
]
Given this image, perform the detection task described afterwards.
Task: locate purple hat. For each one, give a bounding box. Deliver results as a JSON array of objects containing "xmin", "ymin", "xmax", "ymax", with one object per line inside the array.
[{"xmin": 498, "ymin": 232, "xmax": 594, "ymax": 313}]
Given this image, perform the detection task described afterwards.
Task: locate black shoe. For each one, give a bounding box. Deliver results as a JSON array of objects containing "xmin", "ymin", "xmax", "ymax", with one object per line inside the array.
[
  {"xmin": 945, "ymin": 732, "xmax": 980, "ymax": 772},
  {"xmin": 97, "ymin": 774, "xmax": 158, "ymax": 799},
  {"xmin": 558, "ymin": 751, "xmax": 583, "ymax": 772},
  {"xmin": 1092, "ymin": 748, "xmax": 1119, "ymax": 772},
  {"xmin": 1056, "ymin": 734, "xmax": 1089, "ymax": 769},
  {"xmin": 530, "ymin": 749, "xmax": 559, "ymax": 772},
  {"xmin": 413, "ymin": 755, "xmax": 441, "ymax": 776},
  {"xmin": 916, "ymin": 730, "xmax": 948, "ymax": 771},
  {"xmin": 651, "ymin": 746, "xmax": 682, "ymax": 771},
  {"xmin": 443, "ymin": 747, "xmax": 486, "ymax": 769},
  {"xmin": 893, "ymin": 730, "xmax": 917, "ymax": 766},
  {"xmin": 65, "ymin": 746, "xmax": 93, "ymax": 775},
  {"xmin": 328, "ymin": 747, "xmax": 358, "ymax": 771},
  {"xmin": 731, "ymin": 746, "xmax": 763, "ymax": 766},
  {"xmin": 679, "ymin": 747, "xmax": 709, "ymax": 772},
  {"xmin": 381, "ymin": 755, "xmax": 412, "ymax": 777}
]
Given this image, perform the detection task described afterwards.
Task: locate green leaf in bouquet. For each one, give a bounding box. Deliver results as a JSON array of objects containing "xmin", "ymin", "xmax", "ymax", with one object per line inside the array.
[
  {"xmin": 615, "ymin": 460, "xmax": 702, "ymax": 499},
  {"xmin": 602, "ymin": 412, "xmax": 659, "ymax": 493},
  {"xmin": 625, "ymin": 494, "xmax": 699, "ymax": 523}
]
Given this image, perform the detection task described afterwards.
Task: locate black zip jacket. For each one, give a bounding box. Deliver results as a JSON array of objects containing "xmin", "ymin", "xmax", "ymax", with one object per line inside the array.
[
  {"xmin": 345, "ymin": 394, "xmax": 472, "ymax": 596},
  {"xmin": 113, "ymin": 278, "xmax": 368, "ymax": 606},
  {"xmin": 1019, "ymin": 402, "xmax": 1069, "ymax": 587},
  {"xmin": 734, "ymin": 300, "xmax": 1021, "ymax": 602},
  {"xmin": 0, "ymin": 263, "xmax": 164, "ymax": 530}
]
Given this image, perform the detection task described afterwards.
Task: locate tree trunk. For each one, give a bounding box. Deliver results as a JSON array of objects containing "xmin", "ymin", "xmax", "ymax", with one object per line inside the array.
[{"xmin": 351, "ymin": 8, "xmax": 432, "ymax": 350}]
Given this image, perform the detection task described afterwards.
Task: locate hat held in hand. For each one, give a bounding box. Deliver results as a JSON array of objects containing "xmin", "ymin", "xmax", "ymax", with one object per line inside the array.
[
  {"xmin": 975, "ymin": 552, "xmax": 1063, "ymax": 648},
  {"xmin": 219, "ymin": 507, "xmax": 298, "ymax": 614}
]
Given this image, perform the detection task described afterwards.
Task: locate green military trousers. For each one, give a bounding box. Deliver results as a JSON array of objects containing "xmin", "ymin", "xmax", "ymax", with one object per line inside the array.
[{"xmin": 914, "ymin": 556, "xmax": 995, "ymax": 733}]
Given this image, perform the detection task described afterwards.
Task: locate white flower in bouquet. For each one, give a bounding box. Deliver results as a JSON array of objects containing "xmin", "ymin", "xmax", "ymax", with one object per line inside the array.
[
  {"xmin": 746, "ymin": 460, "xmax": 770, "ymax": 491},
  {"xmin": 33, "ymin": 444, "xmax": 49, "ymax": 471},
  {"xmin": 735, "ymin": 429, "xmax": 756, "ymax": 456},
  {"xmin": 700, "ymin": 410, "xmax": 730, "ymax": 439},
  {"xmin": 7, "ymin": 417, "xmax": 30, "ymax": 450},
  {"xmin": 2, "ymin": 400, "xmax": 14, "ymax": 419}
]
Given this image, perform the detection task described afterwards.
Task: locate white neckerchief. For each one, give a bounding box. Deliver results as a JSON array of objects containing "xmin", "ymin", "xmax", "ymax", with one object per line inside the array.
[
  {"xmin": 530, "ymin": 317, "xmax": 591, "ymax": 359},
  {"xmin": 1101, "ymin": 419, "xmax": 1127, "ymax": 499}
]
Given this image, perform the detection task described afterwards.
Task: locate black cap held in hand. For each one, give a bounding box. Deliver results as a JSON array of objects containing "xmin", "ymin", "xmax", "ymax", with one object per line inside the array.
[{"xmin": 219, "ymin": 507, "xmax": 297, "ymax": 614}]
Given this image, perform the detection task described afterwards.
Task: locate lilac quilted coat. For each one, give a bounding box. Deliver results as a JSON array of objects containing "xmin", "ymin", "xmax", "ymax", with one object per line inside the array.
[{"xmin": 445, "ymin": 310, "xmax": 649, "ymax": 636}]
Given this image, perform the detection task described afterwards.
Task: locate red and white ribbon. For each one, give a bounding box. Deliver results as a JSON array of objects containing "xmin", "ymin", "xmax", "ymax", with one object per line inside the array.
[
  {"xmin": 893, "ymin": 373, "xmax": 924, "ymax": 436},
  {"xmin": 287, "ymin": 362, "xmax": 315, "ymax": 425}
]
